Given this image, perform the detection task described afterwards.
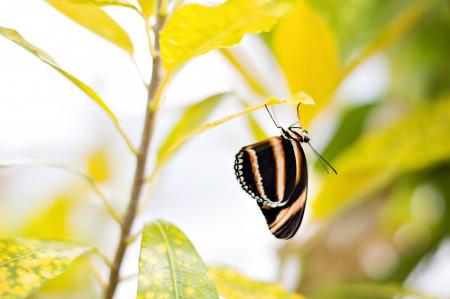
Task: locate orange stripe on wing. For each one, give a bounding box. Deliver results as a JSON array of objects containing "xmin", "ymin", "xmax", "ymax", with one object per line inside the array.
[
  {"xmin": 269, "ymin": 188, "xmax": 307, "ymax": 233},
  {"xmin": 290, "ymin": 139, "xmax": 302, "ymax": 186},
  {"xmin": 270, "ymin": 137, "xmax": 285, "ymax": 202},
  {"xmin": 246, "ymin": 148, "xmax": 268, "ymax": 200}
]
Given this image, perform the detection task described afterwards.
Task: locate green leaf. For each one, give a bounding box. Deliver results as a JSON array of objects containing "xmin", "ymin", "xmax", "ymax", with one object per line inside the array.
[
  {"xmin": 312, "ymin": 97, "xmax": 450, "ymax": 219},
  {"xmin": 160, "ymin": 0, "xmax": 287, "ymax": 71},
  {"xmin": 208, "ymin": 267, "xmax": 304, "ymax": 299},
  {"xmin": 239, "ymin": 99, "xmax": 268, "ymax": 142},
  {"xmin": 0, "ymin": 238, "xmax": 90, "ymax": 299},
  {"xmin": 388, "ymin": 2, "xmax": 450, "ymax": 101},
  {"xmin": 137, "ymin": 220, "xmax": 219, "ymax": 299},
  {"xmin": 45, "ymin": 0, "xmax": 134, "ymax": 54},
  {"xmin": 247, "ymin": 113, "xmax": 268, "ymax": 142},
  {"xmin": 0, "ymin": 26, "xmax": 136, "ymax": 154},
  {"xmin": 308, "ymin": 0, "xmax": 429, "ymax": 60},
  {"xmin": 137, "ymin": 0, "xmax": 155, "ymax": 19},
  {"xmin": 339, "ymin": 1, "xmax": 431, "ymax": 83},
  {"xmin": 314, "ymin": 103, "xmax": 375, "ymax": 171},
  {"xmin": 273, "ymin": 0, "xmax": 339, "ymax": 126},
  {"xmin": 157, "ymin": 93, "xmax": 228, "ymax": 167}
]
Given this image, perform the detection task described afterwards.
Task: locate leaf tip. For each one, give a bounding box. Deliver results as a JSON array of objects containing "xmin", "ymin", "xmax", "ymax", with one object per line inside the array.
[{"xmin": 290, "ymin": 91, "xmax": 316, "ymax": 105}]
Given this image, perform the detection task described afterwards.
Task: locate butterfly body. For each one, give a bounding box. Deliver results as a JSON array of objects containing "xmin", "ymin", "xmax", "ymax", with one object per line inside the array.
[{"xmin": 234, "ymin": 128, "xmax": 309, "ymax": 239}]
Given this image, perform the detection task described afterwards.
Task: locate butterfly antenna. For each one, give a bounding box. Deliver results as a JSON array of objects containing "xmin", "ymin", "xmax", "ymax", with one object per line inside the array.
[
  {"xmin": 307, "ymin": 142, "xmax": 338, "ymax": 175},
  {"xmin": 265, "ymin": 104, "xmax": 283, "ymax": 129},
  {"xmin": 296, "ymin": 102, "xmax": 303, "ymax": 127}
]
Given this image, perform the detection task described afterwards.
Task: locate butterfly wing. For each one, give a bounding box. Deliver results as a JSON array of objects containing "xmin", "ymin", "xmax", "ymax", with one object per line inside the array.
[{"xmin": 235, "ymin": 136, "xmax": 308, "ymax": 239}]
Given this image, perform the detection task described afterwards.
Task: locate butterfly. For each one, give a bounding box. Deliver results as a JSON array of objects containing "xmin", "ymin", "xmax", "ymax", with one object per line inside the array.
[{"xmin": 234, "ymin": 105, "xmax": 336, "ymax": 239}]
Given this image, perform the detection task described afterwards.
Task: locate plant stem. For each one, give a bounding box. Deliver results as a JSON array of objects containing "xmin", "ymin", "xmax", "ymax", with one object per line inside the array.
[{"xmin": 103, "ymin": 4, "xmax": 167, "ymax": 298}]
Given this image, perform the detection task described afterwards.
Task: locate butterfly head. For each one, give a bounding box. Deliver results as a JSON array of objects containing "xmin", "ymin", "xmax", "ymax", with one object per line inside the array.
[{"xmin": 286, "ymin": 126, "xmax": 310, "ymax": 143}]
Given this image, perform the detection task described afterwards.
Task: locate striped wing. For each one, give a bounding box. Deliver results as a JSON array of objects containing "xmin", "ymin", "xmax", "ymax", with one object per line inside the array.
[{"xmin": 234, "ymin": 136, "xmax": 308, "ymax": 239}]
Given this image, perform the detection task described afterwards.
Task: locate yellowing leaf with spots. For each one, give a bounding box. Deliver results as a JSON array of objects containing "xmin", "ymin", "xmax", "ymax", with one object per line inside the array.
[
  {"xmin": 273, "ymin": 0, "xmax": 339, "ymax": 126},
  {"xmin": 138, "ymin": 220, "xmax": 219, "ymax": 299},
  {"xmin": 312, "ymin": 97, "xmax": 450, "ymax": 219},
  {"xmin": 208, "ymin": 267, "xmax": 305, "ymax": 299},
  {"xmin": 0, "ymin": 238, "xmax": 90, "ymax": 299},
  {"xmin": 45, "ymin": 0, "xmax": 134, "ymax": 54},
  {"xmin": 160, "ymin": 0, "xmax": 287, "ymax": 71}
]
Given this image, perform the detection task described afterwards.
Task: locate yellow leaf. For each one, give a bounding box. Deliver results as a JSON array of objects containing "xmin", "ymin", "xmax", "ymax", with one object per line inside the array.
[
  {"xmin": 45, "ymin": 0, "xmax": 134, "ymax": 54},
  {"xmin": 247, "ymin": 114, "xmax": 268, "ymax": 141},
  {"xmin": 50, "ymin": 0, "xmax": 138, "ymax": 10},
  {"xmin": 267, "ymin": 92, "xmax": 315, "ymax": 106},
  {"xmin": 0, "ymin": 26, "xmax": 136, "ymax": 154},
  {"xmin": 312, "ymin": 98, "xmax": 450, "ymax": 220},
  {"xmin": 86, "ymin": 149, "xmax": 110, "ymax": 183},
  {"xmin": 157, "ymin": 93, "xmax": 228, "ymax": 167},
  {"xmin": 240, "ymin": 99, "xmax": 268, "ymax": 141},
  {"xmin": 273, "ymin": 0, "xmax": 339, "ymax": 126},
  {"xmin": 289, "ymin": 91, "xmax": 316, "ymax": 105},
  {"xmin": 137, "ymin": 0, "xmax": 155, "ymax": 19},
  {"xmin": 209, "ymin": 267, "xmax": 305, "ymax": 299},
  {"xmin": 20, "ymin": 195, "xmax": 94, "ymax": 294},
  {"xmin": 23, "ymin": 196, "xmax": 73, "ymax": 239},
  {"xmin": 160, "ymin": 0, "xmax": 287, "ymax": 71},
  {"xmin": 0, "ymin": 238, "xmax": 90, "ymax": 299}
]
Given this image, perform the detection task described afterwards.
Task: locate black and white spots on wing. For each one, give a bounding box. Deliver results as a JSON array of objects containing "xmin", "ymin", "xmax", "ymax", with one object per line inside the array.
[{"xmin": 234, "ymin": 130, "xmax": 309, "ymax": 239}]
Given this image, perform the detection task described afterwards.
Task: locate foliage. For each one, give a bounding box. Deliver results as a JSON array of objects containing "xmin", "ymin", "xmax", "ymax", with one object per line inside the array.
[
  {"xmin": 312, "ymin": 97, "xmax": 450, "ymax": 219},
  {"xmin": 136, "ymin": 0, "xmax": 155, "ymax": 18},
  {"xmin": 160, "ymin": 0, "xmax": 286, "ymax": 72},
  {"xmin": 138, "ymin": 220, "xmax": 218, "ymax": 299},
  {"xmin": 273, "ymin": 0, "xmax": 338, "ymax": 126},
  {"xmin": 0, "ymin": 0, "xmax": 448, "ymax": 298},
  {"xmin": 0, "ymin": 238, "xmax": 90, "ymax": 299},
  {"xmin": 0, "ymin": 26, "xmax": 136, "ymax": 154},
  {"xmin": 209, "ymin": 267, "xmax": 304, "ymax": 299},
  {"xmin": 45, "ymin": 0, "xmax": 134, "ymax": 54},
  {"xmin": 157, "ymin": 93, "xmax": 228, "ymax": 167}
]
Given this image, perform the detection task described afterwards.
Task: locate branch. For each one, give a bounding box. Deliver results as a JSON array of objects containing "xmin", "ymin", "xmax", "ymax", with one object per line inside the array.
[{"xmin": 103, "ymin": 1, "xmax": 167, "ymax": 298}]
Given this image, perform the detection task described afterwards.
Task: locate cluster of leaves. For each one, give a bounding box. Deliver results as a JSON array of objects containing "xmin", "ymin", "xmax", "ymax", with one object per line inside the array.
[
  {"xmin": 277, "ymin": 0, "xmax": 450, "ymax": 298},
  {"xmin": 1, "ymin": 220, "xmax": 303, "ymax": 299},
  {"xmin": 0, "ymin": 0, "xmax": 449, "ymax": 298},
  {"xmin": 0, "ymin": 0, "xmax": 308, "ymax": 298}
]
